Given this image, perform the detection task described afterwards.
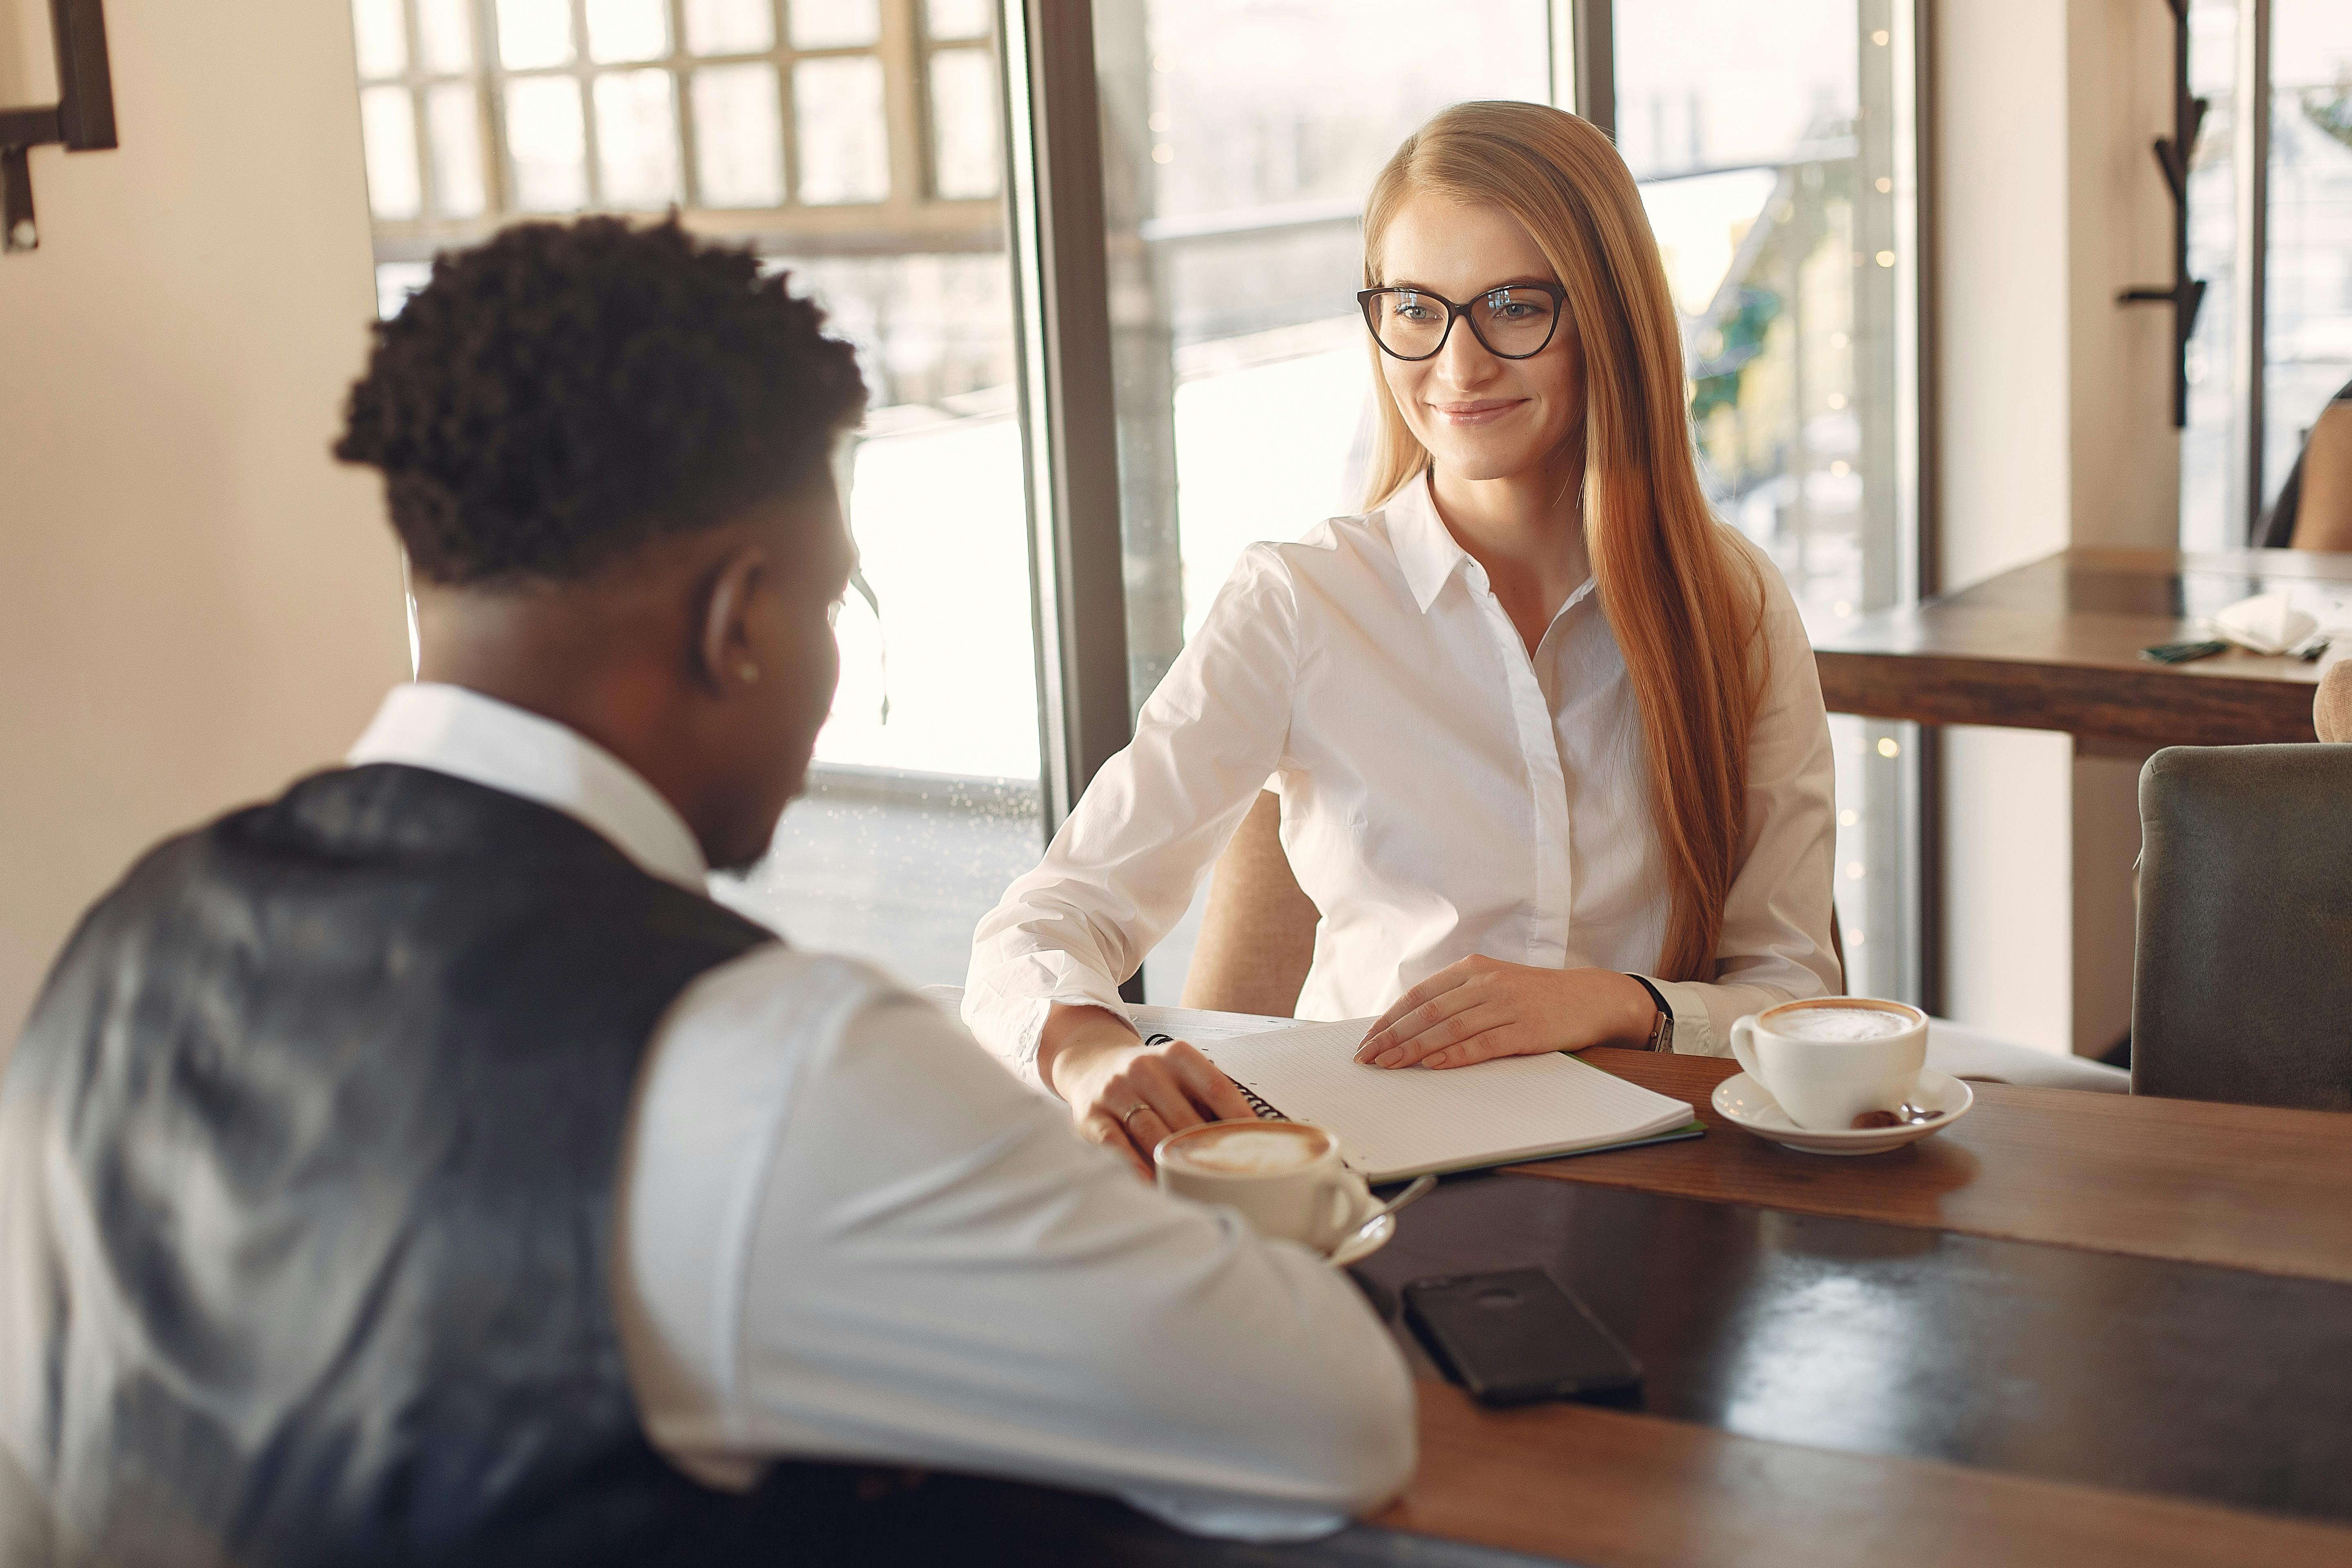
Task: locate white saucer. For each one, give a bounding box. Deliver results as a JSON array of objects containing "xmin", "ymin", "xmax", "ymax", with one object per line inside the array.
[
  {"xmin": 1712, "ymin": 1069, "xmax": 1974, "ymax": 1156},
  {"xmin": 1326, "ymin": 1205, "xmax": 1397, "ymax": 1267}
]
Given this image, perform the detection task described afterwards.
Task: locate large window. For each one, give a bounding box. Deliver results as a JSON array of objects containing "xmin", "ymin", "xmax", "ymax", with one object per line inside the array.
[
  {"xmin": 2181, "ymin": 0, "xmax": 2352, "ymax": 547},
  {"xmin": 347, "ymin": 0, "xmax": 1925, "ymax": 1003},
  {"xmin": 351, "ymin": 0, "xmax": 1042, "ymax": 988}
]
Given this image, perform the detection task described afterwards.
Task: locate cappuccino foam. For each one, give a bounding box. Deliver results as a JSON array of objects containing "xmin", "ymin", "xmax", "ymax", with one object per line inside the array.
[
  {"xmin": 1769, "ymin": 1004, "xmax": 1914, "ymax": 1043},
  {"xmin": 1169, "ymin": 1125, "xmax": 1327, "ymax": 1175}
]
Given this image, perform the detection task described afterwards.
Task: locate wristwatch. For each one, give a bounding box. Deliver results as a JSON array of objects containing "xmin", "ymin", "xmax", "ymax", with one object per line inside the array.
[{"xmin": 1625, "ymin": 974, "xmax": 1675, "ymax": 1053}]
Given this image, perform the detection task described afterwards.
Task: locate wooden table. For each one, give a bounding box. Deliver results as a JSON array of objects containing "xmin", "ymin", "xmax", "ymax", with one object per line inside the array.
[
  {"xmin": 1810, "ymin": 547, "xmax": 2352, "ymax": 748},
  {"xmin": 877, "ymin": 1038, "xmax": 2352, "ymax": 1565},
  {"xmin": 1336, "ymin": 1049, "xmax": 2352, "ymax": 1567}
]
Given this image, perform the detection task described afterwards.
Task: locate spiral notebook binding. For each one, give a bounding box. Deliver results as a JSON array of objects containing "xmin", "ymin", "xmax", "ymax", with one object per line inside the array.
[{"xmin": 1233, "ymin": 1082, "xmax": 1290, "ymax": 1123}]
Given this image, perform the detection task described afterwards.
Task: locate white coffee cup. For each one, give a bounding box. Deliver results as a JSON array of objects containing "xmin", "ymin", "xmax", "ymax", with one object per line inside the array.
[
  {"xmin": 1155, "ymin": 1120, "xmax": 1370, "ymax": 1252},
  {"xmin": 1728, "ymin": 997, "xmax": 1928, "ymax": 1132}
]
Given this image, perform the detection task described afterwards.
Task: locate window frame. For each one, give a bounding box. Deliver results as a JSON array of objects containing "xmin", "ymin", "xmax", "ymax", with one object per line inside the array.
[{"xmin": 354, "ymin": 0, "xmax": 1004, "ymax": 264}]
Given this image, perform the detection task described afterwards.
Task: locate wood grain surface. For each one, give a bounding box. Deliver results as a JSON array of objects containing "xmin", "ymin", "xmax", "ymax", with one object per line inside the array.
[
  {"xmin": 1809, "ymin": 547, "xmax": 2351, "ymax": 745},
  {"xmin": 1374, "ymin": 1382, "xmax": 2352, "ymax": 1568},
  {"xmin": 1514, "ymin": 1049, "xmax": 2352, "ymax": 1284}
]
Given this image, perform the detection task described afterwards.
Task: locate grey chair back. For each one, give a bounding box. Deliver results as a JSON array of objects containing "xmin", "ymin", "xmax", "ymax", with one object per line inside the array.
[{"xmin": 2132, "ymin": 743, "xmax": 2352, "ymax": 1110}]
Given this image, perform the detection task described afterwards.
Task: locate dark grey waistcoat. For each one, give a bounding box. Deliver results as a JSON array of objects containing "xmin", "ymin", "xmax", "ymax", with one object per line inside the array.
[{"xmin": 0, "ymin": 764, "xmax": 794, "ymax": 1566}]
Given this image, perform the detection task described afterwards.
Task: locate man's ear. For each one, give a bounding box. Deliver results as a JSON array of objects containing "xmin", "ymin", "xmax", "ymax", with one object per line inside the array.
[{"xmin": 695, "ymin": 545, "xmax": 769, "ymax": 697}]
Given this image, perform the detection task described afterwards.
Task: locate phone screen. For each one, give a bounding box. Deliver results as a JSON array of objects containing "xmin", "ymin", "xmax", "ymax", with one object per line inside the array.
[{"xmin": 1403, "ymin": 1268, "xmax": 1643, "ymax": 1406}]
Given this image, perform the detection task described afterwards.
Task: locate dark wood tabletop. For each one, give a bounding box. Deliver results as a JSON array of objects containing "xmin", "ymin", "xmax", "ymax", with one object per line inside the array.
[
  {"xmin": 1810, "ymin": 546, "xmax": 2352, "ymax": 747},
  {"xmin": 844, "ymin": 1015, "xmax": 2352, "ymax": 1566},
  {"xmin": 1324, "ymin": 1049, "xmax": 2352, "ymax": 1567},
  {"xmin": 1517, "ymin": 1048, "xmax": 2352, "ymax": 1284}
]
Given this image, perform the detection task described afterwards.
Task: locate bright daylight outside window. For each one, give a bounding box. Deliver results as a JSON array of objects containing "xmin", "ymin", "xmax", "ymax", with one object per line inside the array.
[
  {"xmin": 350, "ymin": 0, "xmax": 1041, "ymax": 987},
  {"xmin": 1097, "ymin": 0, "xmax": 1920, "ymax": 1002},
  {"xmin": 1616, "ymin": 1, "xmax": 1917, "ymax": 1000},
  {"xmin": 2180, "ymin": 0, "xmax": 2352, "ymax": 547}
]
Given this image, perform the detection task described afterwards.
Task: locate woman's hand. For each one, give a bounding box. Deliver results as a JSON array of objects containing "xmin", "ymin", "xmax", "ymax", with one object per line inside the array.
[
  {"xmin": 1353, "ymin": 958, "xmax": 1657, "ymax": 1070},
  {"xmin": 1039, "ymin": 1004, "xmax": 1259, "ymax": 1178}
]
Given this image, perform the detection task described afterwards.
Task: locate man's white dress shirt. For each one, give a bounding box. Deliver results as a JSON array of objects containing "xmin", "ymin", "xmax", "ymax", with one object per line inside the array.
[
  {"xmin": 346, "ymin": 683, "xmax": 1414, "ymax": 1539},
  {"xmin": 965, "ymin": 472, "xmax": 1838, "ymax": 1076}
]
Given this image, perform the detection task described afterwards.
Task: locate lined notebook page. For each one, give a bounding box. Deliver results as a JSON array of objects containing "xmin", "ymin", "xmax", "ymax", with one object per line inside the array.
[{"xmin": 1195, "ymin": 1019, "xmax": 1696, "ymax": 1181}]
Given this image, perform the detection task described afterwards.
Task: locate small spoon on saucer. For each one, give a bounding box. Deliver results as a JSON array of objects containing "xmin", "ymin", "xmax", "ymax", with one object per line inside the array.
[
  {"xmin": 1849, "ymin": 1103, "xmax": 1947, "ymax": 1130},
  {"xmin": 1346, "ymin": 1173, "xmax": 1437, "ymax": 1240}
]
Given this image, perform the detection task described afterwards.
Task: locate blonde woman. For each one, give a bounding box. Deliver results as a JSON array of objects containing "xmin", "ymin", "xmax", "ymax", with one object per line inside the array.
[{"xmin": 964, "ymin": 101, "xmax": 1838, "ymax": 1174}]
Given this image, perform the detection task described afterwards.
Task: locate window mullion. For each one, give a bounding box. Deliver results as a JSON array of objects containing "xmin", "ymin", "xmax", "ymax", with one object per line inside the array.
[
  {"xmin": 878, "ymin": 0, "xmax": 924, "ymax": 215},
  {"xmin": 571, "ymin": 0, "xmax": 602, "ymax": 206},
  {"xmin": 2230, "ymin": 0, "xmax": 2272, "ymax": 540},
  {"xmin": 997, "ymin": 0, "xmax": 1131, "ymax": 843}
]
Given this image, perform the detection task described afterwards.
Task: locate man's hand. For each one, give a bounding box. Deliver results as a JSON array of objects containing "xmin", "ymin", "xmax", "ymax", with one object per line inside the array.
[
  {"xmin": 1352, "ymin": 958, "xmax": 1657, "ymax": 1071},
  {"xmin": 1039, "ymin": 1004, "xmax": 1258, "ymax": 1177}
]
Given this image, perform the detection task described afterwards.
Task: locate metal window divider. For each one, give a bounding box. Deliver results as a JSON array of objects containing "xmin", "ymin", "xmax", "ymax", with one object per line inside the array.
[{"xmin": 996, "ymin": 0, "xmax": 1142, "ymax": 1000}]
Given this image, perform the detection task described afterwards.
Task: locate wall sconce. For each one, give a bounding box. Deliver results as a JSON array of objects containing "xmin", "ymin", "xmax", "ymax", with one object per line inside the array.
[{"xmin": 0, "ymin": 0, "xmax": 116, "ymax": 254}]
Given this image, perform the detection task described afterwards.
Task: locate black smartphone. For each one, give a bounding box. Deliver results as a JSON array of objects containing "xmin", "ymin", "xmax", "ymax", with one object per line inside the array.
[
  {"xmin": 2139, "ymin": 639, "xmax": 2230, "ymax": 665},
  {"xmin": 1402, "ymin": 1268, "xmax": 1642, "ymax": 1406}
]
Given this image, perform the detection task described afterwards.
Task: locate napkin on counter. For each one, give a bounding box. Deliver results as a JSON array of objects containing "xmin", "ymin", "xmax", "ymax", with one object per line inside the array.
[{"xmin": 2209, "ymin": 590, "xmax": 2321, "ymax": 656}]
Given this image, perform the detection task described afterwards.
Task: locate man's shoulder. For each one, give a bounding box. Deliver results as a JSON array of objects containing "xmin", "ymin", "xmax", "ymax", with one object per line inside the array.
[{"xmin": 673, "ymin": 944, "xmax": 960, "ymax": 1048}]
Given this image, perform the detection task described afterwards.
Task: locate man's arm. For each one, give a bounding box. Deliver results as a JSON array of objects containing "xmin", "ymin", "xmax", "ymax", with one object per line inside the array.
[{"xmin": 614, "ymin": 949, "xmax": 1414, "ymax": 1539}]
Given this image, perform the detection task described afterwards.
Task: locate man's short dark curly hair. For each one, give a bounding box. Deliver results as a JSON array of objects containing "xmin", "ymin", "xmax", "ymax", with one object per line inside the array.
[{"xmin": 335, "ymin": 217, "xmax": 866, "ymax": 586}]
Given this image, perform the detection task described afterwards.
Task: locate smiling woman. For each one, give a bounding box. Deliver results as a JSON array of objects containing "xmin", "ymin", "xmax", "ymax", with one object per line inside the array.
[{"xmin": 964, "ymin": 101, "xmax": 1841, "ymax": 1175}]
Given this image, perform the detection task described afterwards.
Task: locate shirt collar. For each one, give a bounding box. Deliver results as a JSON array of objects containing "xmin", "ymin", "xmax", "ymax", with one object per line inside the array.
[
  {"xmin": 1382, "ymin": 469, "xmax": 1470, "ymax": 614},
  {"xmin": 1380, "ymin": 469, "xmax": 1600, "ymax": 620},
  {"xmin": 346, "ymin": 682, "xmax": 710, "ymax": 893}
]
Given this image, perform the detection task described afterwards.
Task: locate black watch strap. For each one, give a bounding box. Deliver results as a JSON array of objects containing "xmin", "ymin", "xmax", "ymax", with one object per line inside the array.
[{"xmin": 1624, "ymin": 974, "xmax": 1673, "ymax": 1052}]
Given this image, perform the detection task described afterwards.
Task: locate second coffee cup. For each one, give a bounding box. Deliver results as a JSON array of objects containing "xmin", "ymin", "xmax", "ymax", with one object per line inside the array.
[
  {"xmin": 1728, "ymin": 997, "xmax": 1928, "ymax": 1132},
  {"xmin": 1155, "ymin": 1120, "xmax": 1369, "ymax": 1252}
]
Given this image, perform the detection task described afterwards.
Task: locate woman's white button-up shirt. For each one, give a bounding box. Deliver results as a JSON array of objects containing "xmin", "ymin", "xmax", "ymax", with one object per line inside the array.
[{"xmin": 964, "ymin": 471, "xmax": 1840, "ymax": 1076}]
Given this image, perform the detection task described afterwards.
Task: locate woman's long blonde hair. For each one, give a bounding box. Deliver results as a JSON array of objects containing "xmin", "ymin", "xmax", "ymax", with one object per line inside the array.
[{"xmin": 1361, "ymin": 101, "xmax": 1765, "ymax": 983}]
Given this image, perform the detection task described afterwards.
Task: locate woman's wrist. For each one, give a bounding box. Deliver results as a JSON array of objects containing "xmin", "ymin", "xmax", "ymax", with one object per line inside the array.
[
  {"xmin": 1037, "ymin": 1002, "xmax": 1143, "ymax": 1102},
  {"xmin": 1582, "ymin": 969, "xmax": 1658, "ymax": 1049},
  {"xmin": 1623, "ymin": 974, "xmax": 1672, "ymax": 1050}
]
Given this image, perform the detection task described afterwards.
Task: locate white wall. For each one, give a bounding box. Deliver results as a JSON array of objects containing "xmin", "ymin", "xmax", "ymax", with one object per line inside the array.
[
  {"xmin": 0, "ymin": 0, "xmax": 407, "ymax": 1040},
  {"xmin": 1936, "ymin": 0, "xmax": 2075, "ymax": 1052},
  {"xmin": 1934, "ymin": 0, "xmax": 2177, "ymax": 1055}
]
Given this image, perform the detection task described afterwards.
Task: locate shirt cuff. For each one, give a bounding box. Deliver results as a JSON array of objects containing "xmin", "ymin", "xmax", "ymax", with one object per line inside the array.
[
  {"xmin": 961, "ymin": 958, "xmax": 1138, "ymax": 1090},
  {"xmin": 1643, "ymin": 977, "xmax": 1720, "ymax": 1057}
]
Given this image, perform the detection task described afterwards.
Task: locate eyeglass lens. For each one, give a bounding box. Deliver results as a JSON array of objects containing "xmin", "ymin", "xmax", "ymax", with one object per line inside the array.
[{"xmin": 1368, "ymin": 287, "xmax": 1558, "ymax": 358}]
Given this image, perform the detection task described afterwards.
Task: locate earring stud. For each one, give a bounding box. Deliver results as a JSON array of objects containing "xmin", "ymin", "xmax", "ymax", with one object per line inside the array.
[{"xmin": 737, "ymin": 663, "xmax": 759, "ymax": 683}]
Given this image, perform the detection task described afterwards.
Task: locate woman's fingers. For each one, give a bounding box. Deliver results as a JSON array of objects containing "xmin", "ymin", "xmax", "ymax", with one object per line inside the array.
[
  {"xmin": 1165, "ymin": 1040, "xmax": 1259, "ymax": 1121},
  {"xmin": 1080, "ymin": 1108, "xmax": 1153, "ymax": 1178},
  {"xmin": 1358, "ymin": 967, "xmax": 1488, "ymax": 1062},
  {"xmin": 1116, "ymin": 1102, "xmax": 1175, "ymax": 1164},
  {"xmin": 1367, "ymin": 1001, "xmax": 1514, "ymax": 1070},
  {"xmin": 1088, "ymin": 1039, "xmax": 1257, "ymax": 1173},
  {"xmin": 1421, "ymin": 1025, "xmax": 1539, "ymax": 1070},
  {"xmin": 1363, "ymin": 963, "xmax": 1476, "ymax": 1047}
]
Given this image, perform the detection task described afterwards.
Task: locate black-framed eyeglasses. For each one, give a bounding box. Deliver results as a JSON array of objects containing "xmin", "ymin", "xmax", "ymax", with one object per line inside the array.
[{"xmin": 1356, "ymin": 282, "xmax": 1569, "ymax": 362}]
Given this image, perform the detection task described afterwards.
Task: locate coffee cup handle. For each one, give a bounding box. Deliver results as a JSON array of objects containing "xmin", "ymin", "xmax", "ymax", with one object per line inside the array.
[
  {"xmin": 1729, "ymin": 1015, "xmax": 1764, "ymax": 1085},
  {"xmin": 1312, "ymin": 1170, "xmax": 1369, "ymax": 1253}
]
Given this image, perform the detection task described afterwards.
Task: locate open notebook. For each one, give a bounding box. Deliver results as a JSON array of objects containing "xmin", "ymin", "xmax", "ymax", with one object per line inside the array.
[{"xmin": 1134, "ymin": 1008, "xmax": 1700, "ymax": 1183}]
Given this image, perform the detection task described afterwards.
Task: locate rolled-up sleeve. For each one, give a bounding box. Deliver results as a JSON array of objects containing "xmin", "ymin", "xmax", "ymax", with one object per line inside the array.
[
  {"xmin": 1650, "ymin": 539, "xmax": 1840, "ymax": 1055},
  {"xmin": 963, "ymin": 547, "xmax": 1300, "ymax": 1084}
]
